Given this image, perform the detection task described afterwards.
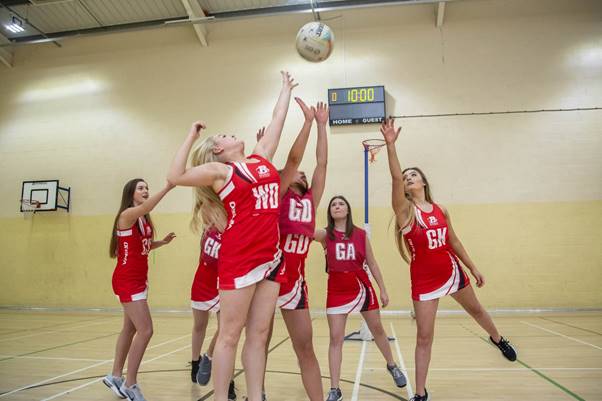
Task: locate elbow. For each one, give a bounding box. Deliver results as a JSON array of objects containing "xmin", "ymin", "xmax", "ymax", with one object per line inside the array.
[
  {"xmin": 166, "ymin": 173, "xmax": 181, "ymax": 186},
  {"xmin": 288, "ymin": 154, "xmax": 302, "ymax": 166}
]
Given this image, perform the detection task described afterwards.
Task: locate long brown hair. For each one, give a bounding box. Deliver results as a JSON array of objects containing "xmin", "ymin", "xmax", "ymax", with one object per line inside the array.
[
  {"xmin": 395, "ymin": 167, "xmax": 433, "ymax": 263},
  {"xmin": 109, "ymin": 178, "xmax": 155, "ymax": 258},
  {"xmin": 326, "ymin": 195, "xmax": 355, "ymax": 240}
]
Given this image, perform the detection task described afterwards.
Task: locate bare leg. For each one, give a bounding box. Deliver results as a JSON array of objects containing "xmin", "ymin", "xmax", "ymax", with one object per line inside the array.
[
  {"xmin": 122, "ymin": 300, "xmax": 153, "ymax": 386},
  {"xmin": 282, "ymin": 309, "xmax": 324, "ymax": 401},
  {"xmin": 413, "ymin": 299, "xmax": 438, "ymax": 397},
  {"xmin": 242, "ymin": 280, "xmax": 279, "ymax": 401},
  {"xmin": 191, "ymin": 309, "xmax": 210, "ymax": 360},
  {"xmin": 451, "ymin": 286, "xmax": 501, "ymax": 342},
  {"xmin": 326, "ymin": 313, "xmax": 348, "ymax": 389},
  {"xmin": 212, "ymin": 286, "xmax": 255, "ymax": 401},
  {"xmin": 206, "ymin": 311, "xmax": 220, "ymax": 358},
  {"xmin": 361, "ymin": 309, "xmax": 395, "ymax": 365},
  {"xmin": 111, "ymin": 312, "xmax": 136, "ymax": 377}
]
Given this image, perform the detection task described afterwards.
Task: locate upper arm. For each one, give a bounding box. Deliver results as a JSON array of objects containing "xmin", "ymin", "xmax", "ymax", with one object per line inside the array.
[
  {"xmin": 118, "ymin": 207, "xmax": 143, "ymax": 230},
  {"xmin": 364, "ymin": 237, "xmax": 378, "ymax": 269},
  {"xmin": 440, "ymin": 204, "xmax": 460, "ymax": 243},
  {"xmin": 172, "ymin": 162, "xmax": 228, "ymax": 188},
  {"xmin": 391, "ymin": 179, "xmax": 411, "ymax": 228}
]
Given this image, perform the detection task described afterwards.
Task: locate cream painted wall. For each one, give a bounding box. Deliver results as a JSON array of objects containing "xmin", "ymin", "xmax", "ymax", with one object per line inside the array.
[{"xmin": 0, "ymin": 0, "xmax": 601, "ymax": 309}]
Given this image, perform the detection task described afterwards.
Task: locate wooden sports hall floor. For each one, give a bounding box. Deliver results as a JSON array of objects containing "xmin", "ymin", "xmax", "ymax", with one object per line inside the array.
[{"xmin": 0, "ymin": 310, "xmax": 600, "ymax": 401}]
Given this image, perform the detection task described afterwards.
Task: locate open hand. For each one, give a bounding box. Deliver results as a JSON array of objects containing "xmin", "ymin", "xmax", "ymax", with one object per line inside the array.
[
  {"xmin": 379, "ymin": 118, "xmax": 401, "ymax": 144},
  {"xmin": 295, "ymin": 97, "xmax": 315, "ymax": 122},
  {"xmin": 314, "ymin": 101, "xmax": 329, "ymax": 125},
  {"xmin": 162, "ymin": 232, "xmax": 176, "ymax": 244},
  {"xmin": 281, "ymin": 70, "xmax": 299, "ymax": 91}
]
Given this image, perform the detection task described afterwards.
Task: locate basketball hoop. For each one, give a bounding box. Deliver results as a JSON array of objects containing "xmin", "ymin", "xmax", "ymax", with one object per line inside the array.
[
  {"xmin": 362, "ymin": 139, "xmax": 386, "ymax": 163},
  {"xmin": 20, "ymin": 198, "xmax": 41, "ymax": 218}
]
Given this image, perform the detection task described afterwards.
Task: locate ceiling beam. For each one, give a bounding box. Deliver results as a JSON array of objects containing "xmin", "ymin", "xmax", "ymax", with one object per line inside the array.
[
  {"xmin": 0, "ymin": 33, "xmax": 14, "ymax": 67},
  {"xmin": 435, "ymin": 1, "xmax": 445, "ymax": 27},
  {"xmin": 179, "ymin": 0, "xmax": 208, "ymax": 46}
]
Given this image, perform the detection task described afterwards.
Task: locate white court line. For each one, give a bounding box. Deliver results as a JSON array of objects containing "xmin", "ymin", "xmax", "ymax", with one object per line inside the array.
[
  {"xmin": 0, "ymin": 333, "xmax": 190, "ymax": 398},
  {"xmin": 390, "ymin": 323, "xmax": 413, "ymax": 399},
  {"xmin": 350, "ymin": 340, "xmax": 368, "ymax": 401},
  {"xmin": 365, "ymin": 367, "xmax": 602, "ymax": 371},
  {"xmin": 40, "ymin": 343, "xmax": 191, "ymax": 401},
  {"xmin": 0, "ymin": 319, "xmax": 116, "ymax": 343},
  {"xmin": 521, "ymin": 321, "xmax": 602, "ymax": 351},
  {"xmin": 0, "ymin": 355, "xmax": 105, "ymax": 362}
]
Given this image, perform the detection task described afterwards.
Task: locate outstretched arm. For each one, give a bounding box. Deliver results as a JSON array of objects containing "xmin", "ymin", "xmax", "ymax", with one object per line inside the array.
[
  {"xmin": 151, "ymin": 232, "xmax": 176, "ymax": 250},
  {"xmin": 279, "ymin": 98, "xmax": 315, "ymax": 198},
  {"xmin": 310, "ymin": 101, "xmax": 328, "ymax": 208},
  {"xmin": 381, "ymin": 118, "xmax": 411, "ymax": 228},
  {"xmin": 167, "ymin": 121, "xmax": 229, "ymax": 189},
  {"xmin": 253, "ymin": 71, "xmax": 298, "ymax": 160},
  {"xmin": 365, "ymin": 237, "xmax": 389, "ymax": 307},
  {"xmin": 118, "ymin": 181, "xmax": 174, "ymax": 229}
]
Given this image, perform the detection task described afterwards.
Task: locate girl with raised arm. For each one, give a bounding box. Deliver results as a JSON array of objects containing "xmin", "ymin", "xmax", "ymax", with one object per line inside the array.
[
  {"xmin": 380, "ymin": 118, "xmax": 517, "ymax": 401},
  {"xmin": 104, "ymin": 179, "xmax": 176, "ymax": 401},
  {"xmin": 168, "ymin": 71, "xmax": 297, "ymax": 401}
]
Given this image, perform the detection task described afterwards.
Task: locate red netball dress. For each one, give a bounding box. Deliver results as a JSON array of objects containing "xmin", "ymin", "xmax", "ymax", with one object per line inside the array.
[
  {"xmin": 112, "ymin": 216, "xmax": 153, "ymax": 302},
  {"xmin": 277, "ymin": 188, "xmax": 315, "ymax": 310},
  {"xmin": 191, "ymin": 227, "xmax": 221, "ymax": 311},
  {"xmin": 216, "ymin": 154, "xmax": 284, "ymax": 290},
  {"xmin": 324, "ymin": 227, "xmax": 379, "ymax": 314},
  {"xmin": 402, "ymin": 203, "xmax": 470, "ymax": 301}
]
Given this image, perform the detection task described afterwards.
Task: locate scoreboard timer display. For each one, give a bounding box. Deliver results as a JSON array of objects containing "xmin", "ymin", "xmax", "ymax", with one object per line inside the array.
[{"xmin": 327, "ymin": 86, "xmax": 386, "ymax": 126}]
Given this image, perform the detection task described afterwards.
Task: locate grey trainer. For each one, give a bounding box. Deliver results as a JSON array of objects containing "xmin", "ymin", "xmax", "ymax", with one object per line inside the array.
[
  {"xmin": 120, "ymin": 383, "xmax": 147, "ymax": 401},
  {"xmin": 386, "ymin": 364, "xmax": 407, "ymax": 388},
  {"xmin": 196, "ymin": 353, "xmax": 212, "ymax": 385},
  {"xmin": 103, "ymin": 375, "xmax": 126, "ymax": 398}
]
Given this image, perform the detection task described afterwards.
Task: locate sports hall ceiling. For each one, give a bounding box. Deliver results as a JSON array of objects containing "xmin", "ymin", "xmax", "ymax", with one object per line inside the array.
[{"xmin": 0, "ymin": 0, "xmax": 449, "ymax": 45}]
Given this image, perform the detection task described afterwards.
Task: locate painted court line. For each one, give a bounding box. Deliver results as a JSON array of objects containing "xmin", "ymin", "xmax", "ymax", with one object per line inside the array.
[
  {"xmin": 365, "ymin": 366, "xmax": 602, "ymax": 371},
  {"xmin": 0, "ymin": 355, "xmax": 105, "ymax": 362},
  {"xmin": 350, "ymin": 340, "xmax": 368, "ymax": 401},
  {"xmin": 465, "ymin": 327, "xmax": 587, "ymax": 401},
  {"xmin": 0, "ymin": 333, "xmax": 190, "ymax": 398},
  {"xmin": 40, "ymin": 343, "xmax": 191, "ymax": 400},
  {"xmin": 0, "ymin": 319, "xmax": 116, "ymax": 343},
  {"xmin": 521, "ymin": 321, "xmax": 602, "ymax": 350},
  {"xmin": 390, "ymin": 323, "xmax": 413, "ymax": 399},
  {"xmin": 540, "ymin": 317, "xmax": 602, "ymax": 336}
]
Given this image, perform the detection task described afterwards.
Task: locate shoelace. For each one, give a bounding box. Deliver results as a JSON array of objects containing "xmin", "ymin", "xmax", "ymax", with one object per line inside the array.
[{"xmin": 498, "ymin": 338, "xmax": 512, "ymax": 351}]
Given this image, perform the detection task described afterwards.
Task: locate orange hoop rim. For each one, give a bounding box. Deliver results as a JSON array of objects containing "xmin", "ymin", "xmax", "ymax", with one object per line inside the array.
[{"xmin": 362, "ymin": 138, "xmax": 386, "ymax": 150}]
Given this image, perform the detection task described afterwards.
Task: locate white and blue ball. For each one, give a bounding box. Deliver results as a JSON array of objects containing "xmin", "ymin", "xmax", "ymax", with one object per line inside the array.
[{"xmin": 295, "ymin": 22, "xmax": 334, "ymax": 62}]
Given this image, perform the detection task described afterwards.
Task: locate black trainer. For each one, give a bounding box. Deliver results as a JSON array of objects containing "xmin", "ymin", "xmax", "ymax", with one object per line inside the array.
[
  {"xmin": 228, "ymin": 380, "xmax": 237, "ymax": 401},
  {"xmin": 490, "ymin": 336, "xmax": 517, "ymax": 361},
  {"xmin": 410, "ymin": 389, "xmax": 429, "ymax": 401},
  {"xmin": 190, "ymin": 359, "xmax": 200, "ymax": 383}
]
